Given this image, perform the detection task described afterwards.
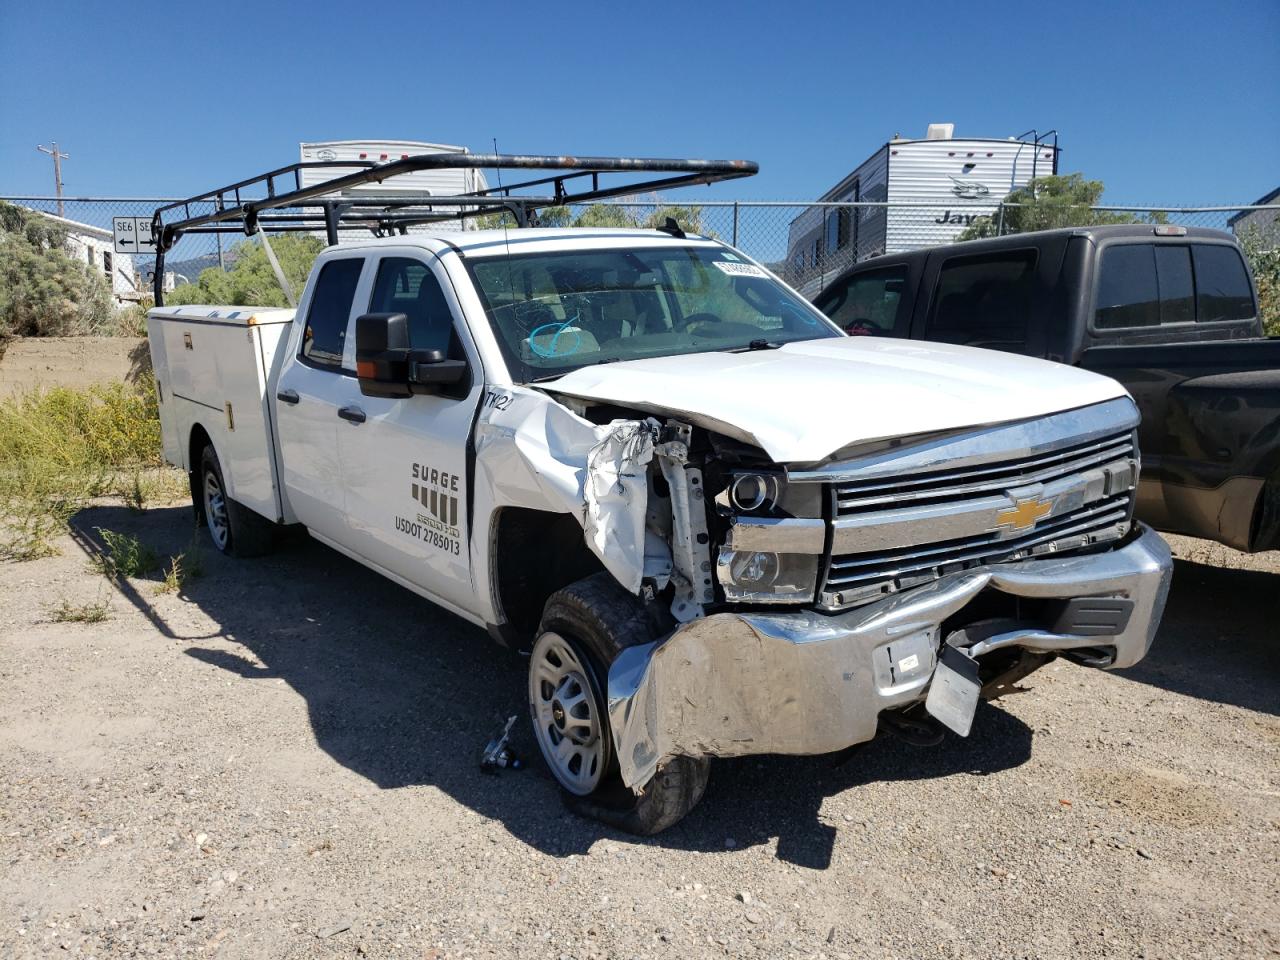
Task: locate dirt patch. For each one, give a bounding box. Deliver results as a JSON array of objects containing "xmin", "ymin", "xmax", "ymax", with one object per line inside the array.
[
  {"xmin": 1077, "ymin": 766, "xmax": 1235, "ymax": 828},
  {"xmin": 0, "ymin": 336, "xmax": 148, "ymax": 397},
  {"xmin": 1, "ymin": 513, "xmax": 1278, "ymax": 959}
]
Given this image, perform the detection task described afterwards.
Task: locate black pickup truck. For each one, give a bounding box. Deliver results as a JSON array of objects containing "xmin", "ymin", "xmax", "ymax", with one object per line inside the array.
[{"xmin": 811, "ymin": 224, "xmax": 1280, "ymax": 553}]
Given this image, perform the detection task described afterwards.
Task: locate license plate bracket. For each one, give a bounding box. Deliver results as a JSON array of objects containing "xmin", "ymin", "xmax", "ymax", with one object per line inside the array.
[{"xmin": 925, "ymin": 645, "xmax": 981, "ymax": 737}]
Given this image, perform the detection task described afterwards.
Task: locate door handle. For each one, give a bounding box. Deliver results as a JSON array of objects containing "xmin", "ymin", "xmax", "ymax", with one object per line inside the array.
[
  {"xmin": 337, "ymin": 405, "xmax": 367, "ymax": 424},
  {"xmin": 276, "ymin": 389, "xmax": 300, "ymax": 405}
]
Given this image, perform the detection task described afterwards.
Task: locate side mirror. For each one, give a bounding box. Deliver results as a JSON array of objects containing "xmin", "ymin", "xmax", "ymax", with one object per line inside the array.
[{"xmin": 355, "ymin": 313, "xmax": 467, "ymax": 398}]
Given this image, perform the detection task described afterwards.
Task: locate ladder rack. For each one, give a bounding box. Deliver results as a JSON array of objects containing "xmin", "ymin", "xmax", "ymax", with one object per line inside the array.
[{"xmin": 150, "ymin": 152, "xmax": 758, "ymax": 304}]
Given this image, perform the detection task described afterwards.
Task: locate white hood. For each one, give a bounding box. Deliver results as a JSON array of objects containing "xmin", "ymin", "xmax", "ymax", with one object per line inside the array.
[{"xmin": 546, "ymin": 336, "xmax": 1130, "ymax": 464}]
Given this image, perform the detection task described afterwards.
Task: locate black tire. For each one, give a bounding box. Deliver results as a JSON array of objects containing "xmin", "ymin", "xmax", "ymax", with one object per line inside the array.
[
  {"xmin": 198, "ymin": 445, "xmax": 274, "ymax": 558},
  {"xmin": 1253, "ymin": 473, "xmax": 1280, "ymax": 552},
  {"xmin": 532, "ymin": 572, "xmax": 709, "ymax": 835}
]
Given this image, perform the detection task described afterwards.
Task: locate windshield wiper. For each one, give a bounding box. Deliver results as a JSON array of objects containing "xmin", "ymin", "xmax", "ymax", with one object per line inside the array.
[{"xmin": 728, "ymin": 338, "xmax": 781, "ymax": 352}]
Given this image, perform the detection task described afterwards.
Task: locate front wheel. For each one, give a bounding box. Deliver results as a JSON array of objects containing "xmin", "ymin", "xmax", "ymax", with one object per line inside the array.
[{"xmin": 529, "ymin": 573, "xmax": 709, "ymax": 835}]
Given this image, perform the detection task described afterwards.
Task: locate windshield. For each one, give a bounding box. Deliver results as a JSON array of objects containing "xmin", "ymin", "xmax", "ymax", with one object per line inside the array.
[{"xmin": 466, "ymin": 244, "xmax": 841, "ymax": 382}]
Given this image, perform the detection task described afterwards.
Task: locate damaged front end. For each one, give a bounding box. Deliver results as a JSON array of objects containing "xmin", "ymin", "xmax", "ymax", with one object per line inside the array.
[
  {"xmin": 586, "ymin": 397, "xmax": 1171, "ymax": 790},
  {"xmin": 606, "ymin": 526, "xmax": 1170, "ymax": 788},
  {"xmin": 485, "ymin": 387, "xmax": 1173, "ymax": 793}
]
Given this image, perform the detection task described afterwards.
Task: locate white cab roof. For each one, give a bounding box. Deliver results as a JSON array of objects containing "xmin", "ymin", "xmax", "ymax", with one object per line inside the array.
[{"xmin": 335, "ymin": 228, "xmax": 723, "ymax": 258}]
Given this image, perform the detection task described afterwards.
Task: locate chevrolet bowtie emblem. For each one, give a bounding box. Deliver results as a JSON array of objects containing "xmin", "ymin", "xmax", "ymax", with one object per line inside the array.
[{"xmin": 997, "ymin": 497, "xmax": 1054, "ymax": 531}]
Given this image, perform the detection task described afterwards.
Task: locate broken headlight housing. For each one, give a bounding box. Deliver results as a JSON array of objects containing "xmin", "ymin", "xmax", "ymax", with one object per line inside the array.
[
  {"xmin": 716, "ymin": 470, "xmax": 823, "ymax": 519},
  {"xmin": 715, "ymin": 470, "xmax": 823, "ymax": 604},
  {"xmin": 716, "ymin": 549, "xmax": 819, "ymax": 603}
]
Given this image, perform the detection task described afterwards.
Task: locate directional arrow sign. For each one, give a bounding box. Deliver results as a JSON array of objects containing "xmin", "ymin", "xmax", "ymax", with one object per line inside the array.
[
  {"xmin": 135, "ymin": 217, "xmax": 155, "ymax": 252},
  {"xmin": 113, "ymin": 217, "xmax": 157, "ymax": 254},
  {"xmin": 113, "ymin": 217, "xmax": 138, "ymax": 254}
]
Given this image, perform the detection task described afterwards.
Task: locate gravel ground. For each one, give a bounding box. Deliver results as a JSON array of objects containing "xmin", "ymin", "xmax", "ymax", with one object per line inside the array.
[{"xmin": 1, "ymin": 503, "xmax": 1277, "ymax": 959}]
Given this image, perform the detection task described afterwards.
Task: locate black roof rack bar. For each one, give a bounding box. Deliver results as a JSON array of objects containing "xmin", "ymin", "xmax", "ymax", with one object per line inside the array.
[
  {"xmin": 150, "ymin": 152, "xmax": 756, "ymax": 305},
  {"xmin": 154, "ymin": 160, "xmax": 378, "ymax": 221},
  {"xmin": 167, "ymin": 196, "xmax": 552, "ymax": 236},
  {"xmin": 464, "ymin": 168, "xmax": 600, "ymax": 201},
  {"xmin": 153, "ymin": 153, "xmax": 756, "ymax": 246}
]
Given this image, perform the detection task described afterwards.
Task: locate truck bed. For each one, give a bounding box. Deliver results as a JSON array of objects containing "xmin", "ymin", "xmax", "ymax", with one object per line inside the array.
[{"xmin": 147, "ymin": 305, "xmax": 295, "ymax": 523}]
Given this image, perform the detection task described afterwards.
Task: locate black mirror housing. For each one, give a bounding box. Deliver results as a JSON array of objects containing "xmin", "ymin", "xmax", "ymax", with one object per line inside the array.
[
  {"xmin": 356, "ymin": 312, "xmax": 410, "ymax": 353},
  {"xmin": 356, "ymin": 313, "xmax": 412, "ymax": 397},
  {"xmin": 355, "ymin": 313, "xmax": 467, "ymax": 397}
]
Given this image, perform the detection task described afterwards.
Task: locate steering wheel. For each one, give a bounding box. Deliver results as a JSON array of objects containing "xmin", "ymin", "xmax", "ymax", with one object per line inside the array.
[{"xmin": 683, "ymin": 312, "xmax": 727, "ymax": 336}]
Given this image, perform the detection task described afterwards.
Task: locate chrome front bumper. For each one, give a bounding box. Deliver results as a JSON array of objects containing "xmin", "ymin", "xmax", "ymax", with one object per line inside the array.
[{"xmin": 607, "ymin": 524, "xmax": 1172, "ymax": 789}]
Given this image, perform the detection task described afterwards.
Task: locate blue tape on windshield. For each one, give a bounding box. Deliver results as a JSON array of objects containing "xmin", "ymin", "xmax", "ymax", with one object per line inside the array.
[{"xmin": 529, "ymin": 320, "xmax": 583, "ymax": 358}]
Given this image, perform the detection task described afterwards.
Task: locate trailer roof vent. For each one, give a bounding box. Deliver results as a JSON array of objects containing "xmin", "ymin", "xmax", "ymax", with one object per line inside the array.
[{"xmin": 926, "ymin": 123, "xmax": 955, "ymax": 140}]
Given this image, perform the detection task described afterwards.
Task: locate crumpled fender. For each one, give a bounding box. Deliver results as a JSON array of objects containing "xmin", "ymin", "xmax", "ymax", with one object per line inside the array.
[
  {"xmin": 582, "ymin": 418, "xmax": 665, "ymax": 592},
  {"xmin": 472, "ymin": 386, "xmax": 669, "ymax": 598}
]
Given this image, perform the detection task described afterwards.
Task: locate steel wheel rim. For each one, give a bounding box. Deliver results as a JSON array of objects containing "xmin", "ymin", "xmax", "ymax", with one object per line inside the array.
[
  {"xmin": 203, "ymin": 468, "xmax": 230, "ymax": 550},
  {"xmin": 529, "ymin": 631, "xmax": 607, "ymax": 795}
]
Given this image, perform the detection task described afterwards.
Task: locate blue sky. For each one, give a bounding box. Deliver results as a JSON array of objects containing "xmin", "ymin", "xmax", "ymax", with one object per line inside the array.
[{"xmin": 1, "ymin": 0, "xmax": 1277, "ymax": 204}]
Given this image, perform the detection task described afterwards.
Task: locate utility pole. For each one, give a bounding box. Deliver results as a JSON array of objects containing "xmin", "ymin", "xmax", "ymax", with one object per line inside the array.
[{"xmin": 36, "ymin": 141, "xmax": 69, "ymax": 217}]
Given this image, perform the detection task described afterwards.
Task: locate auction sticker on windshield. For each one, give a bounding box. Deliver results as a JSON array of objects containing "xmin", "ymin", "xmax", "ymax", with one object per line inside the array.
[{"xmin": 712, "ymin": 261, "xmax": 769, "ymax": 279}]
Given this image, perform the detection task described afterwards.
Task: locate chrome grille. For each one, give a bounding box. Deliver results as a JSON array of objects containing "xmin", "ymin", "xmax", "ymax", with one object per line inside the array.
[
  {"xmin": 819, "ymin": 428, "xmax": 1137, "ymax": 609},
  {"xmin": 834, "ymin": 431, "xmax": 1135, "ymax": 515}
]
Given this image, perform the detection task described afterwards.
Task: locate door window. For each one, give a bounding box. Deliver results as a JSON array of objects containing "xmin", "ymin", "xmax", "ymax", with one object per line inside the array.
[
  {"xmin": 368, "ymin": 257, "xmax": 460, "ymax": 354},
  {"xmin": 1192, "ymin": 244, "xmax": 1255, "ymax": 322},
  {"xmin": 301, "ymin": 258, "xmax": 363, "ymax": 368},
  {"xmin": 926, "ymin": 249, "xmax": 1037, "ymax": 350},
  {"xmin": 814, "ymin": 266, "xmax": 907, "ymax": 335}
]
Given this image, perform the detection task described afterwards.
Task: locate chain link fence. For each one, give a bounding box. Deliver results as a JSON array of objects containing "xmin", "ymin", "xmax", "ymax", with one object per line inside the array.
[{"xmin": 5, "ymin": 195, "xmax": 1278, "ymax": 302}]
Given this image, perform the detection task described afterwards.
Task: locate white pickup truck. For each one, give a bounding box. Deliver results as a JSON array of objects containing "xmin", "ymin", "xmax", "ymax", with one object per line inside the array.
[{"xmin": 146, "ymin": 157, "xmax": 1173, "ymax": 834}]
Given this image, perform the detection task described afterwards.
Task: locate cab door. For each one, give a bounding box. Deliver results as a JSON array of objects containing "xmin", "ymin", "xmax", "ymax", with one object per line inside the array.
[
  {"xmin": 335, "ymin": 252, "xmax": 483, "ymax": 611},
  {"xmin": 274, "ymin": 255, "xmax": 369, "ymax": 544}
]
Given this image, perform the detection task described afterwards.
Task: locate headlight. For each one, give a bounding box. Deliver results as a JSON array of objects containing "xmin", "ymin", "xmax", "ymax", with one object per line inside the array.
[
  {"xmin": 727, "ymin": 549, "xmax": 779, "ymax": 585},
  {"xmin": 719, "ymin": 471, "xmax": 821, "ymax": 518},
  {"xmin": 717, "ymin": 548, "xmax": 818, "ymax": 603},
  {"xmin": 730, "ymin": 473, "xmax": 779, "ymax": 512}
]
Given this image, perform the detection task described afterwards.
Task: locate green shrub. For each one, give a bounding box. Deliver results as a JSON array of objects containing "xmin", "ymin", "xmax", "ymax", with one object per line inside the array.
[
  {"xmin": 0, "ymin": 378, "xmax": 180, "ymax": 560},
  {"xmin": 94, "ymin": 528, "xmax": 160, "ymax": 579},
  {"xmin": 0, "ymin": 201, "xmax": 115, "ymax": 340},
  {"xmin": 50, "ymin": 596, "xmax": 110, "ymax": 623},
  {"xmin": 157, "ymin": 534, "xmax": 205, "ymax": 594},
  {"xmin": 1239, "ymin": 227, "xmax": 1280, "ymax": 337}
]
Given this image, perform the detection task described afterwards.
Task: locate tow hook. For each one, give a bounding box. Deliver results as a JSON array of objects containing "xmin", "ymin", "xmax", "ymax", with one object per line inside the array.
[{"xmin": 878, "ymin": 707, "xmax": 945, "ymax": 747}]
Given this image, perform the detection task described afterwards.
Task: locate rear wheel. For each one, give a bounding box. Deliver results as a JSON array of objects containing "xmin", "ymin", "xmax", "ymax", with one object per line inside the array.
[
  {"xmin": 530, "ymin": 573, "xmax": 710, "ymax": 835},
  {"xmin": 198, "ymin": 445, "xmax": 274, "ymax": 558}
]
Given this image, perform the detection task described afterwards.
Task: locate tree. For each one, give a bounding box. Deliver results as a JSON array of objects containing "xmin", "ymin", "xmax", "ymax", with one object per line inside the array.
[
  {"xmin": 1238, "ymin": 225, "xmax": 1280, "ymax": 336},
  {"xmin": 536, "ymin": 206, "xmax": 574, "ymax": 228},
  {"xmin": 956, "ymin": 173, "xmax": 1164, "ymax": 241},
  {"xmin": 0, "ymin": 200, "xmax": 114, "ymax": 340},
  {"xmin": 165, "ymin": 234, "xmax": 324, "ymax": 307},
  {"xmin": 643, "ymin": 204, "xmax": 706, "ymax": 235},
  {"xmin": 474, "ymin": 205, "xmax": 574, "ymax": 230},
  {"xmin": 462, "ymin": 199, "xmax": 708, "ymax": 233},
  {"xmin": 572, "ymin": 204, "xmax": 639, "ymax": 229}
]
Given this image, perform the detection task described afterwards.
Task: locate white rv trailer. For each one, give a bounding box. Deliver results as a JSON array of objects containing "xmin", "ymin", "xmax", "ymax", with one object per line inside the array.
[
  {"xmin": 786, "ymin": 124, "xmax": 1059, "ymax": 296},
  {"xmin": 298, "ymin": 140, "xmax": 490, "ymax": 234}
]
